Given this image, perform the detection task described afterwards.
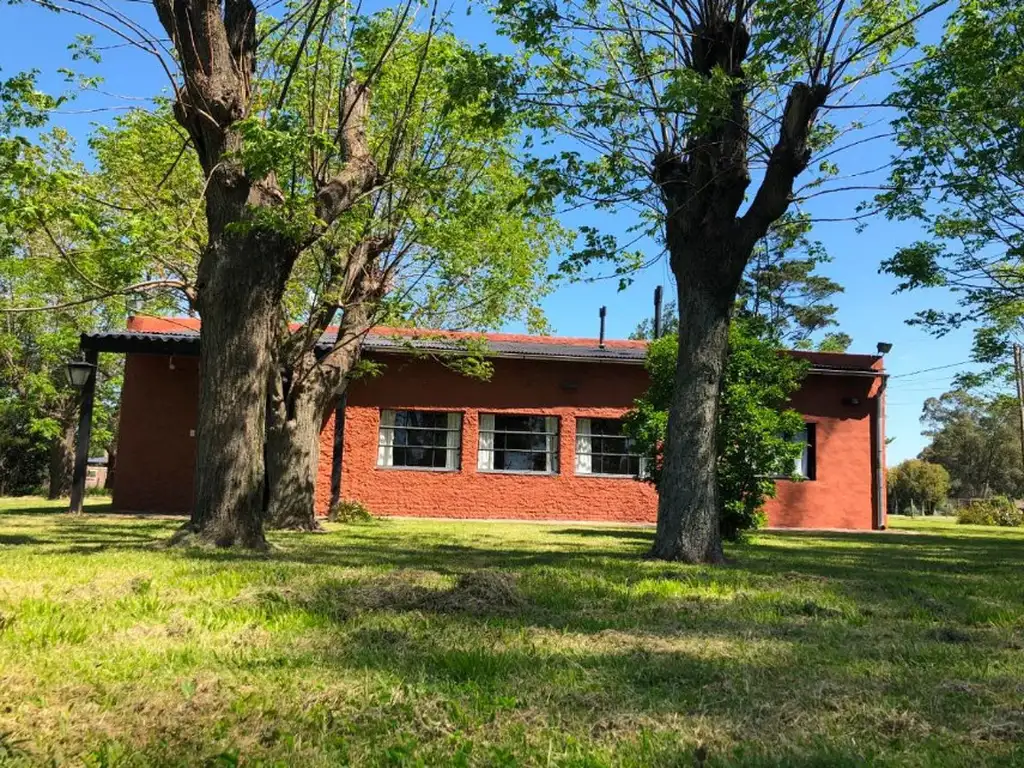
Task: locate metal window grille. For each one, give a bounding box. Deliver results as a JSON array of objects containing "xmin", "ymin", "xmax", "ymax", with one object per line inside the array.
[
  {"xmin": 575, "ymin": 417, "xmax": 645, "ymax": 477},
  {"xmin": 378, "ymin": 410, "xmax": 462, "ymax": 470},
  {"xmin": 478, "ymin": 414, "xmax": 559, "ymax": 473}
]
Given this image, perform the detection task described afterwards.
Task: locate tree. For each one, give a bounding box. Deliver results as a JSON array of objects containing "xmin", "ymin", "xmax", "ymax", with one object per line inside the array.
[
  {"xmin": 879, "ymin": 0, "xmax": 1024, "ymax": 378},
  {"xmin": 887, "ymin": 458, "xmax": 950, "ymax": 514},
  {"xmin": 625, "ymin": 317, "xmax": 807, "ymax": 540},
  {"xmin": 0, "ymin": 73, "xmax": 123, "ymax": 499},
  {"xmin": 259, "ymin": 20, "xmax": 560, "ymax": 529},
  {"xmin": 739, "ymin": 215, "xmax": 849, "ymax": 352},
  {"xmin": 18, "ymin": 0, "xmax": 556, "ymax": 546},
  {"xmin": 495, "ymin": 0, "xmax": 935, "ymax": 561},
  {"xmin": 65, "ymin": 18, "xmax": 559, "ymax": 531},
  {"xmin": 919, "ymin": 389, "xmax": 1024, "ymax": 499}
]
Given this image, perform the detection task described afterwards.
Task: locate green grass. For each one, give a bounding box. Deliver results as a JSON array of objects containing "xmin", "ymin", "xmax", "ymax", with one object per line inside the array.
[{"xmin": 1, "ymin": 498, "xmax": 1023, "ymax": 766}]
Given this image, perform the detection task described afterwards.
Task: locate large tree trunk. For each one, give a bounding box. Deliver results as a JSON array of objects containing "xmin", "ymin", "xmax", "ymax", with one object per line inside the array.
[
  {"xmin": 180, "ymin": 236, "xmax": 292, "ymax": 549},
  {"xmin": 650, "ymin": 273, "xmax": 735, "ymax": 563},
  {"xmin": 265, "ymin": 360, "xmax": 329, "ymax": 530},
  {"xmin": 264, "ymin": 237, "xmax": 387, "ymax": 530},
  {"xmin": 46, "ymin": 420, "xmax": 75, "ymax": 499}
]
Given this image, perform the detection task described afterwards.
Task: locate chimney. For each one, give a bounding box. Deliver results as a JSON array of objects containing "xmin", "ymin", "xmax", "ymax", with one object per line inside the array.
[
  {"xmin": 653, "ymin": 285, "xmax": 663, "ymax": 339},
  {"xmin": 599, "ymin": 306, "xmax": 607, "ymax": 349}
]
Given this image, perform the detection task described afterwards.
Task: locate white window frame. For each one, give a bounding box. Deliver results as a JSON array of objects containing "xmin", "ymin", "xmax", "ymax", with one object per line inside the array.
[
  {"xmin": 477, "ymin": 413, "xmax": 559, "ymax": 474},
  {"xmin": 575, "ymin": 417, "xmax": 646, "ymax": 478},
  {"xmin": 377, "ymin": 409, "xmax": 462, "ymax": 471}
]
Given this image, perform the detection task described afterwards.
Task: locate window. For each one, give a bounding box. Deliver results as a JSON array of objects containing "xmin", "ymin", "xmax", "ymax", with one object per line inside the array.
[
  {"xmin": 378, "ymin": 410, "xmax": 462, "ymax": 470},
  {"xmin": 478, "ymin": 414, "xmax": 559, "ymax": 473},
  {"xmin": 576, "ymin": 418, "xmax": 645, "ymax": 477},
  {"xmin": 790, "ymin": 423, "xmax": 816, "ymax": 480}
]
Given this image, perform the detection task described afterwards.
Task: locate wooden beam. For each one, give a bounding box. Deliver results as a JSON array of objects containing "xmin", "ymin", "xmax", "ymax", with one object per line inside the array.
[{"xmin": 329, "ymin": 392, "xmax": 347, "ymax": 509}]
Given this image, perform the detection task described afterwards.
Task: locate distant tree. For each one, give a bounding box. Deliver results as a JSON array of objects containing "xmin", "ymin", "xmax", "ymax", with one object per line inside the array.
[
  {"xmin": 919, "ymin": 390, "xmax": 1024, "ymax": 499},
  {"xmin": 625, "ymin": 318, "xmax": 807, "ymax": 540},
  {"xmin": 632, "ymin": 217, "xmax": 849, "ymax": 352},
  {"xmin": 887, "ymin": 458, "xmax": 950, "ymax": 515},
  {"xmin": 739, "ymin": 215, "xmax": 849, "ymax": 352},
  {"xmin": 879, "ymin": 0, "xmax": 1024, "ymax": 381}
]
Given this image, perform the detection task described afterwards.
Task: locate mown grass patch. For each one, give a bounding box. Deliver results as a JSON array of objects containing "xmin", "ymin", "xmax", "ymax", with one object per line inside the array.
[{"xmin": 1, "ymin": 498, "xmax": 1023, "ymax": 765}]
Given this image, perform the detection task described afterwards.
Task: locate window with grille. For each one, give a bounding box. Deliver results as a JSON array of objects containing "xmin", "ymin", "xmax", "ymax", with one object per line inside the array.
[
  {"xmin": 377, "ymin": 410, "xmax": 462, "ymax": 470},
  {"xmin": 477, "ymin": 414, "xmax": 559, "ymax": 473},
  {"xmin": 575, "ymin": 417, "xmax": 645, "ymax": 477}
]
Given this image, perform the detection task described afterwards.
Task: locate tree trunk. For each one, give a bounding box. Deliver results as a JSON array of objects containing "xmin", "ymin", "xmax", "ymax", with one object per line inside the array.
[
  {"xmin": 47, "ymin": 420, "xmax": 76, "ymax": 499},
  {"xmin": 181, "ymin": 237, "xmax": 290, "ymax": 549},
  {"xmin": 650, "ymin": 272, "xmax": 735, "ymax": 564},
  {"xmin": 265, "ymin": 364, "xmax": 328, "ymax": 530},
  {"xmin": 104, "ymin": 446, "xmax": 116, "ymax": 491}
]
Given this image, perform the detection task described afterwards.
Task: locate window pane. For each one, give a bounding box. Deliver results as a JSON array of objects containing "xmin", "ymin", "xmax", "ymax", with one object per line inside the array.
[
  {"xmin": 394, "ymin": 411, "xmax": 449, "ymax": 430},
  {"xmin": 494, "ymin": 450, "xmax": 548, "ymax": 472},
  {"xmin": 576, "ymin": 418, "xmax": 641, "ymax": 476},
  {"xmin": 480, "ymin": 414, "xmax": 558, "ymax": 473},
  {"xmin": 380, "ymin": 410, "xmax": 460, "ymax": 469}
]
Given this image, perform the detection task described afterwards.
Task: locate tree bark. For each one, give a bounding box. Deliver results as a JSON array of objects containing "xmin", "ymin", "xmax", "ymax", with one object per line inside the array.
[
  {"xmin": 264, "ymin": 237, "xmax": 388, "ymax": 530},
  {"xmin": 46, "ymin": 420, "xmax": 75, "ymax": 499},
  {"xmin": 650, "ymin": 264, "xmax": 738, "ymax": 563},
  {"xmin": 179, "ymin": 233, "xmax": 294, "ymax": 549},
  {"xmin": 265, "ymin": 352, "xmax": 328, "ymax": 530}
]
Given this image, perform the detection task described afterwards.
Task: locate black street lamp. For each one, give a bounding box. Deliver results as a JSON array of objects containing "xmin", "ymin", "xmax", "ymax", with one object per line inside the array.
[
  {"xmin": 66, "ymin": 359, "xmax": 97, "ymax": 389},
  {"xmin": 67, "ymin": 351, "xmax": 99, "ymax": 514}
]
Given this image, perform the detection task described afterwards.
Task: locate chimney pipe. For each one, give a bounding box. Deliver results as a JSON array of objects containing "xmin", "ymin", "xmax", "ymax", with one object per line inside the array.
[
  {"xmin": 653, "ymin": 285, "xmax": 663, "ymax": 339},
  {"xmin": 599, "ymin": 306, "xmax": 607, "ymax": 349}
]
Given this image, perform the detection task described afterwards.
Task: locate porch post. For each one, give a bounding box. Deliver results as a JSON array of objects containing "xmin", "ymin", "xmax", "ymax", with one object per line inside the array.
[
  {"xmin": 69, "ymin": 347, "xmax": 98, "ymax": 514},
  {"xmin": 329, "ymin": 392, "xmax": 347, "ymax": 508}
]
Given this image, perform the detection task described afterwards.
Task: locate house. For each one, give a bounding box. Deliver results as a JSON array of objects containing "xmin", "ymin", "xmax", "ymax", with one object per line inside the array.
[{"xmin": 79, "ymin": 315, "xmax": 888, "ymax": 529}]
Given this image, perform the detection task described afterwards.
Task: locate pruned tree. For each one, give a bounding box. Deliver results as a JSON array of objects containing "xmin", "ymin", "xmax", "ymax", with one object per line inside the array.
[
  {"xmin": 13, "ymin": 2, "xmax": 559, "ymax": 542},
  {"xmin": 494, "ymin": 0, "xmax": 939, "ymax": 561},
  {"xmin": 258, "ymin": 17, "xmax": 561, "ymax": 529}
]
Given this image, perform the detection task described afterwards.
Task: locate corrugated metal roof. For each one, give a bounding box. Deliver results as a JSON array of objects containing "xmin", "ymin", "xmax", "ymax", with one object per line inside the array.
[
  {"xmin": 81, "ymin": 328, "xmax": 883, "ymax": 373},
  {"xmin": 82, "ymin": 328, "xmax": 648, "ymax": 364}
]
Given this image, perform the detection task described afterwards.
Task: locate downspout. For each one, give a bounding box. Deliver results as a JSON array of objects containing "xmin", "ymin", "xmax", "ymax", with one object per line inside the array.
[{"xmin": 873, "ymin": 374, "xmax": 889, "ymax": 530}]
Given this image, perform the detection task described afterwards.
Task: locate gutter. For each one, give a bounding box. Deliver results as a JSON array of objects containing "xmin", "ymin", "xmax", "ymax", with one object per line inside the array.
[{"xmin": 873, "ymin": 373, "xmax": 889, "ymax": 530}]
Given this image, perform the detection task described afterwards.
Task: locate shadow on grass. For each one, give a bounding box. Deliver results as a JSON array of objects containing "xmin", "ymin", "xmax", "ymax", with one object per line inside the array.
[{"xmin": 547, "ymin": 527, "xmax": 656, "ymax": 541}]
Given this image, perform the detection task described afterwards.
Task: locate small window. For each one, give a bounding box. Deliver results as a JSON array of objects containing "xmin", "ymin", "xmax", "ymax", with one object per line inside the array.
[
  {"xmin": 576, "ymin": 417, "xmax": 645, "ymax": 477},
  {"xmin": 478, "ymin": 414, "xmax": 559, "ymax": 473},
  {"xmin": 378, "ymin": 410, "xmax": 462, "ymax": 470},
  {"xmin": 791, "ymin": 423, "xmax": 816, "ymax": 480}
]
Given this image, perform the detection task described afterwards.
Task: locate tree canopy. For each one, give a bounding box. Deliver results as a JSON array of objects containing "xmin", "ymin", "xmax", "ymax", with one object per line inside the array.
[{"xmin": 880, "ymin": 0, "xmax": 1024, "ymax": 379}]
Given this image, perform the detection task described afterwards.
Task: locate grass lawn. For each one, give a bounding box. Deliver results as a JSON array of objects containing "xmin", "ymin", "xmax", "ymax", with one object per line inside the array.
[{"xmin": 1, "ymin": 499, "xmax": 1024, "ymax": 766}]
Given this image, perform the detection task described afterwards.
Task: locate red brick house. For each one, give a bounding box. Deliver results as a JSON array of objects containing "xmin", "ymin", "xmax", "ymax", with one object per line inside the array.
[{"xmin": 80, "ymin": 315, "xmax": 888, "ymax": 529}]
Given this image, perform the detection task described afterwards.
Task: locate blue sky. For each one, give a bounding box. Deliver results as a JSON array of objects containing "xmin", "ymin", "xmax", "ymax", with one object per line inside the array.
[{"xmin": 0, "ymin": 1, "xmax": 985, "ymax": 463}]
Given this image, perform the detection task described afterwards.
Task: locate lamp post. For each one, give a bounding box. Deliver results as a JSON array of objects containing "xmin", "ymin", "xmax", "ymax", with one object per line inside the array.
[{"xmin": 67, "ymin": 349, "xmax": 98, "ymax": 514}]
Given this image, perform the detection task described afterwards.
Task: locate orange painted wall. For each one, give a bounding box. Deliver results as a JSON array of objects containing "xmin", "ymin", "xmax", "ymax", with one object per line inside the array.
[
  {"xmin": 763, "ymin": 374, "xmax": 885, "ymax": 530},
  {"xmin": 113, "ymin": 347, "xmax": 885, "ymax": 530},
  {"xmin": 318, "ymin": 354, "xmax": 659, "ymax": 522}
]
